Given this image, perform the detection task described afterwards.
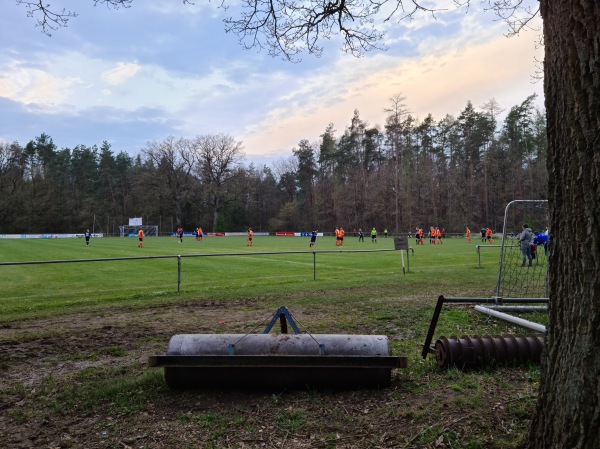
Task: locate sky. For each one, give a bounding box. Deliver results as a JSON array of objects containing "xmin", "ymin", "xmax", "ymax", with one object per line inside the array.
[{"xmin": 1, "ymin": 0, "xmax": 544, "ymax": 166}]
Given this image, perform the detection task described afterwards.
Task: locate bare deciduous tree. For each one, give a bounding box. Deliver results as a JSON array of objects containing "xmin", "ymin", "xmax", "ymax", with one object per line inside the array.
[
  {"xmin": 192, "ymin": 134, "xmax": 245, "ymax": 231},
  {"xmin": 142, "ymin": 136, "xmax": 195, "ymax": 228}
]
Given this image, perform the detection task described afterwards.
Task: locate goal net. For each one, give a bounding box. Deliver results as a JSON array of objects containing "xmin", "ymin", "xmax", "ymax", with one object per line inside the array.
[
  {"xmin": 494, "ymin": 200, "xmax": 549, "ymax": 298},
  {"xmin": 119, "ymin": 225, "xmax": 159, "ymax": 237}
]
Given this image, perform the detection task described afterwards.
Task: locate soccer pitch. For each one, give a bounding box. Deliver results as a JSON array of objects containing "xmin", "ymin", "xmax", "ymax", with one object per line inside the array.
[
  {"xmin": 0, "ymin": 235, "xmax": 500, "ymax": 321},
  {"xmin": 0, "ymin": 235, "xmax": 543, "ymax": 449}
]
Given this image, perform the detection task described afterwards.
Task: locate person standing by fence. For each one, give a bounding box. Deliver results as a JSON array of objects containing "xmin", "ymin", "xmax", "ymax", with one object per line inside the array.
[{"xmin": 519, "ymin": 223, "xmax": 534, "ymax": 267}]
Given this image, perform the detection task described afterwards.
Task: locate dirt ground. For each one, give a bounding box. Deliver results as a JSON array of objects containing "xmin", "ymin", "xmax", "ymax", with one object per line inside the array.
[{"xmin": 0, "ymin": 300, "xmax": 536, "ymax": 449}]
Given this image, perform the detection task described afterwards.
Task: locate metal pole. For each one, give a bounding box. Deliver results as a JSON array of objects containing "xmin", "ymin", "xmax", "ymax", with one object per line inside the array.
[
  {"xmin": 486, "ymin": 305, "xmax": 547, "ymax": 312},
  {"xmin": 400, "ymin": 250, "xmax": 405, "ymax": 274},
  {"xmin": 477, "ymin": 245, "xmax": 481, "ymax": 268},
  {"xmin": 496, "ymin": 200, "xmax": 515, "ymax": 296},
  {"xmin": 313, "ymin": 251, "xmax": 316, "ymax": 280},
  {"xmin": 177, "ymin": 255, "xmax": 181, "ymax": 292},
  {"xmin": 421, "ymin": 295, "xmax": 446, "ymax": 358},
  {"xmin": 474, "ymin": 305, "xmax": 546, "ymax": 333}
]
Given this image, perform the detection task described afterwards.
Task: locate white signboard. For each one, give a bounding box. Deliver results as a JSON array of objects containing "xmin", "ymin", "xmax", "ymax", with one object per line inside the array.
[{"xmin": 129, "ymin": 217, "xmax": 142, "ymax": 226}]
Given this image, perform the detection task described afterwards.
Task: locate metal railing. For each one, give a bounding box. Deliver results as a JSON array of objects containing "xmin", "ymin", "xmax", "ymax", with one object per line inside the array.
[
  {"xmin": 475, "ymin": 244, "xmax": 502, "ymax": 268},
  {"xmin": 0, "ymin": 248, "xmax": 404, "ymax": 292}
]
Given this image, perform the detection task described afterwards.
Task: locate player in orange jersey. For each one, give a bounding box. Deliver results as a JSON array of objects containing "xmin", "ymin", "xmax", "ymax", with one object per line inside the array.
[
  {"xmin": 466, "ymin": 227, "xmax": 471, "ymax": 243},
  {"xmin": 486, "ymin": 227, "xmax": 494, "ymax": 244},
  {"xmin": 247, "ymin": 228, "xmax": 253, "ymax": 246},
  {"xmin": 339, "ymin": 227, "xmax": 345, "ymax": 246},
  {"xmin": 138, "ymin": 228, "xmax": 144, "ymax": 247}
]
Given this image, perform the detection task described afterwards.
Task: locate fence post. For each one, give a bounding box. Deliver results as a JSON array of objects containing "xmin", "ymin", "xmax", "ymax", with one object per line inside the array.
[
  {"xmin": 177, "ymin": 255, "xmax": 181, "ymax": 292},
  {"xmin": 313, "ymin": 251, "xmax": 317, "ymax": 280}
]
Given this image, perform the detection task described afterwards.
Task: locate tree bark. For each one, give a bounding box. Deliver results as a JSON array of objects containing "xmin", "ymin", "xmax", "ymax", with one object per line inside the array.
[{"xmin": 527, "ymin": 1, "xmax": 600, "ymax": 448}]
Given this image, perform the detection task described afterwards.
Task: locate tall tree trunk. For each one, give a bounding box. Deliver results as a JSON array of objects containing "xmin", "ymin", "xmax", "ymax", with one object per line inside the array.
[
  {"xmin": 212, "ymin": 197, "xmax": 220, "ymax": 231},
  {"xmin": 527, "ymin": 1, "xmax": 600, "ymax": 448},
  {"xmin": 394, "ymin": 154, "xmax": 400, "ymax": 232}
]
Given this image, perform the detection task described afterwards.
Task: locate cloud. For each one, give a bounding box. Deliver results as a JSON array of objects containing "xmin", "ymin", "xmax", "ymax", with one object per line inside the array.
[
  {"xmin": 101, "ymin": 62, "xmax": 141, "ymax": 85},
  {"xmin": 1, "ymin": 0, "xmax": 545, "ymax": 160},
  {"xmin": 0, "ymin": 60, "xmax": 84, "ymax": 109},
  {"xmin": 0, "ymin": 49, "xmax": 251, "ymax": 116},
  {"xmin": 239, "ymin": 28, "xmax": 544, "ymax": 157}
]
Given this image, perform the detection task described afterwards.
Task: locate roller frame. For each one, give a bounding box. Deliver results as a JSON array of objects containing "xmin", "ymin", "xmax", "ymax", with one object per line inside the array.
[
  {"xmin": 150, "ymin": 306, "xmax": 407, "ymax": 390},
  {"xmin": 149, "ymin": 354, "xmax": 407, "ymax": 368}
]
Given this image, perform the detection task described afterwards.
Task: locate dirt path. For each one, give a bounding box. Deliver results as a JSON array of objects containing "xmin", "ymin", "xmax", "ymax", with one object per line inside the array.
[{"xmin": 0, "ymin": 300, "xmax": 536, "ymax": 448}]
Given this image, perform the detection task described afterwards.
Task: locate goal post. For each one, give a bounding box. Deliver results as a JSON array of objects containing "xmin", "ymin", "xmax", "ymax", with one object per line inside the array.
[
  {"xmin": 119, "ymin": 225, "xmax": 159, "ymax": 237},
  {"xmin": 495, "ymin": 200, "xmax": 549, "ymax": 298}
]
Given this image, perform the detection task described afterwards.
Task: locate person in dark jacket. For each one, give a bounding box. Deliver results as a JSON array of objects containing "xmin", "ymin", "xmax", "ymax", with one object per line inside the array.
[
  {"xmin": 519, "ymin": 223, "xmax": 534, "ymax": 267},
  {"xmin": 309, "ymin": 229, "xmax": 317, "ymax": 248}
]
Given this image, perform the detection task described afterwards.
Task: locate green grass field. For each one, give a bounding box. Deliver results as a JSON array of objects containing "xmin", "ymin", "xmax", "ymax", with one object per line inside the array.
[
  {"xmin": 0, "ymin": 235, "xmax": 501, "ymax": 322},
  {"xmin": 0, "ymin": 235, "xmax": 546, "ymax": 448}
]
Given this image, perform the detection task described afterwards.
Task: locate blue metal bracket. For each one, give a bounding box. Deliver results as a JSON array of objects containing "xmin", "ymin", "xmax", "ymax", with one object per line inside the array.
[{"xmin": 262, "ymin": 306, "xmax": 301, "ymax": 334}]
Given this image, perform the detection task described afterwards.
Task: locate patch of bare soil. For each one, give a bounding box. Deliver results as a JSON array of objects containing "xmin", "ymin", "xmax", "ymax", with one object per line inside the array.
[{"xmin": 0, "ymin": 300, "xmax": 536, "ymax": 449}]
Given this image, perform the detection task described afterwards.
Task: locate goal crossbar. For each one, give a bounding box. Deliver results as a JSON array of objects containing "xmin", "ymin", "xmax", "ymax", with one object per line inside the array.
[{"xmin": 119, "ymin": 225, "xmax": 158, "ymax": 237}]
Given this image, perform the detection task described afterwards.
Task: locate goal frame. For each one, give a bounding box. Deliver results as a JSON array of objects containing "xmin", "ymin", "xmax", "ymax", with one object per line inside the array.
[
  {"xmin": 495, "ymin": 200, "xmax": 549, "ymax": 298},
  {"xmin": 119, "ymin": 225, "xmax": 159, "ymax": 237}
]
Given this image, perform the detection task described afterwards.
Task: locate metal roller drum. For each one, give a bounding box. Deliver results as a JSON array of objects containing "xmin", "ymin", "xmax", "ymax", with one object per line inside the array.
[
  {"xmin": 434, "ymin": 335, "xmax": 544, "ymax": 369},
  {"xmin": 149, "ymin": 333, "xmax": 406, "ymax": 389}
]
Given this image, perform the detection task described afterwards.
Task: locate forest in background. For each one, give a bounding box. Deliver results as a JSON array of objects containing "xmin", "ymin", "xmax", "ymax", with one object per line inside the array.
[{"xmin": 0, "ymin": 94, "xmax": 547, "ymax": 235}]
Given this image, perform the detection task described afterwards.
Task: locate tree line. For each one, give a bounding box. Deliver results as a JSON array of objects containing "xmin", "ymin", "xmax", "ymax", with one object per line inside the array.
[{"xmin": 0, "ymin": 94, "xmax": 547, "ymax": 235}]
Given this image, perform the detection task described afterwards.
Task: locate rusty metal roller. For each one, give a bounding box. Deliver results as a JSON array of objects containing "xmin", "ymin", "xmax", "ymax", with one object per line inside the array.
[
  {"xmin": 434, "ymin": 335, "xmax": 544, "ymax": 369},
  {"xmin": 150, "ymin": 333, "xmax": 406, "ymax": 389}
]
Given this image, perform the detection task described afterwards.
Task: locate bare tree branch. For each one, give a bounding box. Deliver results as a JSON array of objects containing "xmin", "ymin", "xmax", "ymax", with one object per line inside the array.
[
  {"xmin": 16, "ymin": 0, "xmax": 78, "ymax": 35},
  {"xmin": 15, "ymin": 0, "xmax": 541, "ymax": 61},
  {"xmin": 460, "ymin": 0, "xmax": 541, "ymax": 37}
]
